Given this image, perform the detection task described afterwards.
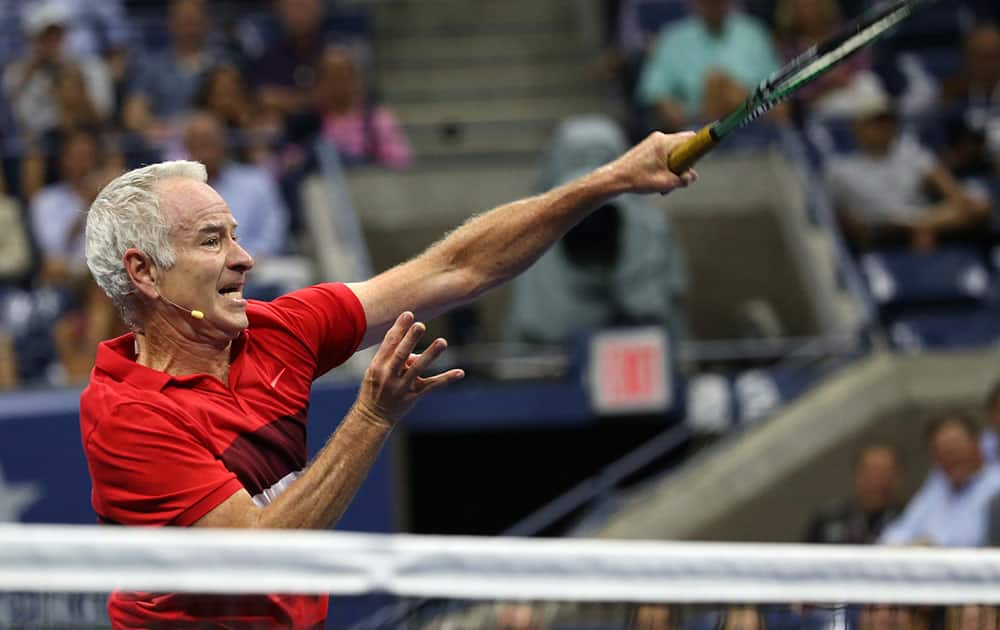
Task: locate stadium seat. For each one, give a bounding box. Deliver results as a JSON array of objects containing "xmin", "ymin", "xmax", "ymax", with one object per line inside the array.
[
  {"xmin": 888, "ymin": 305, "xmax": 1000, "ymax": 350},
  {"xmin": 859, "ymin": 247, "xmax": 990, "ymax": 308},
  {"xmin": 634, "ymin": 0, "xmax": 689, "ymax": 39}
]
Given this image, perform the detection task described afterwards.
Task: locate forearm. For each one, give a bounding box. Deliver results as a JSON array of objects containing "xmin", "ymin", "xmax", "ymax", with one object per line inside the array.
[
  {"xmin": 427, "ymin": 165, "xmax": 628, "ymax": 295},
  {"xmin": 350, "ymin": 130, "xmax": 697, "ymax": 347},
  {"xmin": 254, "ymin": 405, "xmax": 391, "ymax": 530}
]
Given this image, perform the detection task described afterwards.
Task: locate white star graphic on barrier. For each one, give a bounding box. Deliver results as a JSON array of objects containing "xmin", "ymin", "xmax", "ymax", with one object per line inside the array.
[{"xmin": 0, "ymin": 460, "xmax": 43, "ymax": 522}]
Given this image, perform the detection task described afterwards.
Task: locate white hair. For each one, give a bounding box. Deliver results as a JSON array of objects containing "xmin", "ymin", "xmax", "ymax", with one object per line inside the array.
[{"xmin": 85, "ymin": 160, "xmax": 207, "ymax": 328}]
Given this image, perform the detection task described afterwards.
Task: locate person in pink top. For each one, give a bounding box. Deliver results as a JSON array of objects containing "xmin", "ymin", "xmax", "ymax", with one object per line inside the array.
[{"xmin": 313, "ymin": 46, "xmax": 412, "ymax": 169}]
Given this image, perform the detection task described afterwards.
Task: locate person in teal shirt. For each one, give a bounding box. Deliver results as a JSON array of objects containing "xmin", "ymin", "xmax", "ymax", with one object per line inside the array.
[{"xmin": 636, "ymin": 0, "xmax": 781, "ymax": 131}]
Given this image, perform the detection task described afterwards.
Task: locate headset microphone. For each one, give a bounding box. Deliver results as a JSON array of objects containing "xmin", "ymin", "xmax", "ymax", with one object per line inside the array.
[{"xmin": 159, "ymin": 293, "xmax": 205, "ymax": 320}]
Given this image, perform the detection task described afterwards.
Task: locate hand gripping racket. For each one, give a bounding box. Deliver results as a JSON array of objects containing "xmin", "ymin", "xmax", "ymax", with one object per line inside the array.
[{"xmin": 667, "ymin": 0, "xmax": 937, "ymax": 173}]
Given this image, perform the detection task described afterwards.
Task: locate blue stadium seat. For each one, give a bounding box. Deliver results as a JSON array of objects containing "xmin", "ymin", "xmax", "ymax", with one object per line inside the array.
[
  {"xmin": 635, "ymin": 0, "xmax": 689, "ymax": 39},
  {"xmin": 888, "ymin": 305, "xmax": 1000, "ymax": 350},
  {"xmin": 859, "ymin": 247, "xmax": 990, "ymax": 308},
  {"xmin": 913, "ymin": 47, "xmax": 963, "ymax": 83},
  {"xmin": 765, "ymin": 608, "xmax": 838, "ymax": 630},
  {"xmin": 0, "ymin": 287, "xmax": 73, "ymax": 385},
  {"xmin": 884, "ymin": 3, "xmax": 965, "ymax": 52}
]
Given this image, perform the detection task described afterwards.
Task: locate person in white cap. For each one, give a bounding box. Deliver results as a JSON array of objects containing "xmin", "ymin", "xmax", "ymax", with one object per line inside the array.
[
  {"xmin": 1, "ymin": 0, "xmax": 112, "ymax": 140},
  {"xmin": 823, "ymin": 77, "xmax": 991, "ymax": 252}
]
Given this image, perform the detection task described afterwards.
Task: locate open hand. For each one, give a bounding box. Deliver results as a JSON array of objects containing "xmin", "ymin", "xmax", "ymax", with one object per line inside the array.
[{"xmin": 355, "ymin": 311, "xmax": 464, "ymax": 427}]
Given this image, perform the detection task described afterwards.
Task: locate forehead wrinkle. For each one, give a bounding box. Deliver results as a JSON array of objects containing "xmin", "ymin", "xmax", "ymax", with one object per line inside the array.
[{"xmin": 155, "ymin": 179, "xmax": 234, "ymax": 238}]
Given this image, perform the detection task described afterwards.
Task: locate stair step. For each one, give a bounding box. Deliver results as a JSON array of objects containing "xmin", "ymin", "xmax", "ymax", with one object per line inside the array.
[
  {"xmin": 404, "ymin": 119, "xmax": 557, "ymax": 158},
  {"xmin": 394, "ymin": 96, "xmax": 608, "ymax": 127},
  {"xmin": 375, "ymin": 31, "xmax": 587, "ymax": 62},
  {"xmin": 375, "ymin": 0, "xmax": 581, "ymax": 35},
  {"xmin": 378, "ymin": 60, "xmax": 591, "ymax": 100}
]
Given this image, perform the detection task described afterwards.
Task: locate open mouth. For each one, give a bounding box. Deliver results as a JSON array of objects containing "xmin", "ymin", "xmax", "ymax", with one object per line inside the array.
[{"xmin": 218, "ymin": 283, "xmax": 244, "ymax": 300}]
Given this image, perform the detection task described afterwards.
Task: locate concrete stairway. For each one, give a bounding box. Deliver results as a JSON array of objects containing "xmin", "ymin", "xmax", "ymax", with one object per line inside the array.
[{"xmin": 371, "ymin": 0, "xmax": 610, "ymax": 161}]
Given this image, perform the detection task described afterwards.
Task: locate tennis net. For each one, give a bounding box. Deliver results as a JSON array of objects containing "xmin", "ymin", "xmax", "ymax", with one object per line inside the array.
[{"xmin": 3, "ymin": 523, "xmax": 1000, "ymax": 628}]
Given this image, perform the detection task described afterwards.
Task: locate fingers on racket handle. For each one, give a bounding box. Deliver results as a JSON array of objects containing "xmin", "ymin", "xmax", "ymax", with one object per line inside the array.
[{"xmin": 668, "ymin": 125, "xmax": 717, "ymax": 174}]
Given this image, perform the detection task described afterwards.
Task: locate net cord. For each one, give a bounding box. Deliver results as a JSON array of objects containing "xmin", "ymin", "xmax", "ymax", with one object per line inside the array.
[{"xmin": 2, "ymin": 525, "xmax": 1000, "ymax": 604}]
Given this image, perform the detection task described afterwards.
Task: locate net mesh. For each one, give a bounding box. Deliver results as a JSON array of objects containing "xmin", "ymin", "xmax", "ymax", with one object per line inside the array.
[{"xmin": 4, "ymin": 524, "xmax": 1000, "ymax": 629}]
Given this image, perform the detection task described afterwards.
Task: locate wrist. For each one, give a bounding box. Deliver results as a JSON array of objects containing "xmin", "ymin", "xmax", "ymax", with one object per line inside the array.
[
  {"xmin": 350, "ymin": 400, "xmax": 395, "ymax": 432},
  {"xmin": 588, "ymin": 160, "xmax": 632, "ymax": 199}
]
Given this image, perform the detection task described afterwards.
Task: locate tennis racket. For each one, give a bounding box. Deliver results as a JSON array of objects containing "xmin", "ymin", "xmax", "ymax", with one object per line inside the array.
[{"xmin": 667, "ymin": 0, "xmax": 936, "ymax": 173}]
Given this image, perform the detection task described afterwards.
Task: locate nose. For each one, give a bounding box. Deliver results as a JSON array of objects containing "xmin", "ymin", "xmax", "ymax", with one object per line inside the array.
[{"xmin": 228, "ymin": 239, "xmax": 255, "ymax": 273}]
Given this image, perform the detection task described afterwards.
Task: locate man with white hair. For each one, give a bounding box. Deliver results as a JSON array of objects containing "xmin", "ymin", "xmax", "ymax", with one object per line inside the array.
[{"xmin": 79, "ymin": 130, "xmax": 698, "ymax": 627}]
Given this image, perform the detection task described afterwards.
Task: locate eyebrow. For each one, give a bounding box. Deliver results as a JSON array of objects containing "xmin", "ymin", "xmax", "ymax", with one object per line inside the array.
[{"xmin": 195, "ymin": 222, "xmax": 238, "ymax": 236}]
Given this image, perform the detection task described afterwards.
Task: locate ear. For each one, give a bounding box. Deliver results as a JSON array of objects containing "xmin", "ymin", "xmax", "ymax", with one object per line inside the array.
[{"xmin": 123, "ymin": 248, "xmax": 158, "ymax": 301}]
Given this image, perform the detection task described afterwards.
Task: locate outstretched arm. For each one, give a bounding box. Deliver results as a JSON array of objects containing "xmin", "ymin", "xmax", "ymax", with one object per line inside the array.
[{"xmin": 349, "ymin": 131, "xmax": 698, "ymax": 349}]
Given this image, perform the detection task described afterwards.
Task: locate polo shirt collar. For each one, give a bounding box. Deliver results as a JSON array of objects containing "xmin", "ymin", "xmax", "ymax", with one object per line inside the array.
[
  {"xmin": 95, "ymin": 331, "xmax": 249, "ymax": 392},
  {"xmin": 96, "ymin": 333, "xmax": 172, "ymax": 391}
]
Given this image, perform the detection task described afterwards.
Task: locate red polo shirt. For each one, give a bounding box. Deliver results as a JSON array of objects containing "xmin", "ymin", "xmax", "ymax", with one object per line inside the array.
[{"xmin": 80, "ymin": 283, "xmax": 366, "ymax": 629}]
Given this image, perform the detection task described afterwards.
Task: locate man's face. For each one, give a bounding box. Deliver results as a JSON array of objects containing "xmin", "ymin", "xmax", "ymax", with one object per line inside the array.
[
  {"xmin": 853, "ymin": 114, "xmax": 897, "ymax": 155},
  {"xmin": 169, "ymin": 0, "xmax": 206, "ymax": 46},
  {"xmin": 316, "ymin": 49, "xmax": 362, "ymax": 110},
  {"xmin": 34, "ymin": 24, "xmax": 65, "ymax": 61},
  {"xmin": 854, "ymin": 447, "xmax": 900, "ymax": 513},
  {"xmin": 278, "ymin": 0, "xmax": 323, "ymax": 38},
  {"xmin": 60, "ymin": 133, "xmax": 98, "ymax": 182},
  {"xmin": 931, "ymin": 422, "xmax": 982, "ymax": 489},
  {"xmin": 967, "ymin": 27, "xmax": 1000, "ymax": 89},
  {"xmin": 694, "ymin": 0, "xmax": 732, "ymax": 30},
  {"xmin": 154, "ymin": 178, "xmax": 254, "ymax": 338},
  {"xmin": 183, "ymin": 117, "xmax": 225, "ymax": 175}
]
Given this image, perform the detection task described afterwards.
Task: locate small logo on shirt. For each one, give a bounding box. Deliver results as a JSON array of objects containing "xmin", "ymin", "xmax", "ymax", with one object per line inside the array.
[{"xmin": 269, "ymin": 367, "xmax": 287, "ymax": 389}]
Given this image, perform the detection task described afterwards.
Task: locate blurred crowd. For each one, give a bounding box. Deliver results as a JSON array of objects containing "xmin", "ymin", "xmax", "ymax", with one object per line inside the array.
[
  {"xmin": 602, "ymin": 0, "xmax": 1000, "ymax": 254},
  {"xmin": 0, "ymin": 0, "xmax": 412, "ymax": 388},
  {"xmin": 0, "ymin": 0, "xmax": 998, "ymax": 393}
]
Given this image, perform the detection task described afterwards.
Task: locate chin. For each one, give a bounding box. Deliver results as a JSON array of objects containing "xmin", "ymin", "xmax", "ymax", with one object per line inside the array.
[{"xmin": 218, "ymin": 313, "xmax": 250, "ymax": 337}]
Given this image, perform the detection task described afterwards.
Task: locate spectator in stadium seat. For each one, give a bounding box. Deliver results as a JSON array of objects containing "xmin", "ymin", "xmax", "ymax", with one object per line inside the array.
[
  {"xmin": 2, "ymin": 1, "xmax": 113, "ymax": 141},
  {"xmin": 311, "ymin": 46, "xmax": 412, "ymax": 169},
  {"xmin": 253, "ymin": 0, "xmax": 352, "ymax": 118},
  {"xmin": 773, "ymin": 0, "xmax": 873, "ymax": 121},
  {"xmin": 80, "ymin": 128, "xmax": 698, "ymax": 627},
  {"xmin": 940, "ymin": 25, "xmax": 1000, "ymax": 174},
  {"xmin": 947, "ymin": 604, "xmax": 999, "ymax": 630},
  {"xmin": 857, "ymin": 605, "xmax": 930, "ymax": 630},
  {"xmin": 122, "ymin": 0, "xmax": 224, "ymax": 143},
  {"xmin": 181, "ymin": 111, "xmax": 290, "ymax": 258},
  {"xmin": 507, "ymin": 115, "xmax": 688, "ymax": 344},
  {"xmin": 29, "ymin": 129, "xmax": 114, "ymax": 286},
  {"xmin": 632, "ymin": 603, "xmax": 674, "ymax": 630},
  {"xmin": 636, "ymin": 0, "xmax": 783, "ymax": 131},
  {"xmin": 823, "ymin": 79, "xmax": 991, "ymax": 252},
  {"xmin": 18, "ymin": 61, "xmax": 121, "ymax": 201},
  {"xmin": 805, "ymin": 442, "xmax": 903, "ymax": 544},
  {"xmin": 979, "ymin": 381, "xmax": 1000, "ymax": 465},
  {"xmin": 195, "ymin": 63, "xmax": 281, "ymax": 166},
  {"xmin": 879, "ymin": 413, "xmax": 1000, "ymax": 547}
]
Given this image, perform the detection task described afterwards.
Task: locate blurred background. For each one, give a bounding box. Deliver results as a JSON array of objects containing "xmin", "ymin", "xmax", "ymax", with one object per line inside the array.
[{"xmin": 0, "ymin": 0, "xmax": 999, "ymax": 575}]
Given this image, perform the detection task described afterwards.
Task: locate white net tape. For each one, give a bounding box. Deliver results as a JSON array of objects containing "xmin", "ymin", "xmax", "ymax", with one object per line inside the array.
[{"xmin": 3, "ymin": 524, "xmax": 1000, "ymax": 605}]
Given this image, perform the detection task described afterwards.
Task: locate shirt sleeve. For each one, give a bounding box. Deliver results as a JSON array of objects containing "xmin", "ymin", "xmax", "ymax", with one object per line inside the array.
[
  {"xmin": 878, "ymin": 473, "xmax": 940, "ymax": 545},
  {"xmin": 85, "ymin": 401, "xmax": 244, "ymax": 527},
  {"xmin": 264, "ymin": 283, "xmax": 367, "ymax": 377},
  {"xmin": 373, "ymin": 107, "xmax": 413, "ymax": 169},
  {"xmin": 29, "ymin": 190, "xmax": 65, "ymax": 257}
]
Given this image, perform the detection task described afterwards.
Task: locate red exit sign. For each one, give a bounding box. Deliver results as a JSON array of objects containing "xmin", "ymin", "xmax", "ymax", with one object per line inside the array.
[{"xmin": 588, "ymin": 328, "xmax": 671, "ymax": 415}]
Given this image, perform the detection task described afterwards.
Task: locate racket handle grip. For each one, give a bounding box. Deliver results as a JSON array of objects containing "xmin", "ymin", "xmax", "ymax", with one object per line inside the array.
[{"xmin": 667, "ymin": 124, "xmax": 717, "ymax": 174}]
